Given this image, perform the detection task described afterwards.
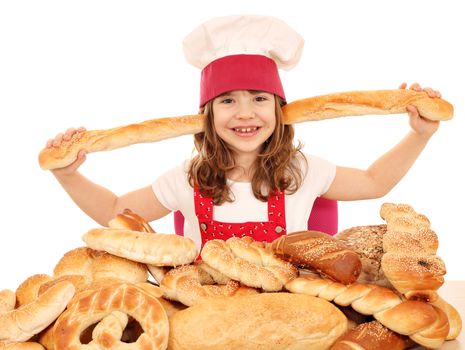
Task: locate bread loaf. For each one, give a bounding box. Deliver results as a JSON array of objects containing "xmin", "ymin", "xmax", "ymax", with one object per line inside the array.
[
  {"xmin": 168, "ymin": 292, "xmax": 348, "ymax": 349},
  {"xmin": 272, "ymin": 231, "xmax": 362, "ymax": 284},
  {"xmin": 330, "ymin": 320, "xmax": 411, "ymax": 350},
  {"xmin": 380, "ymin": 203, "xmax": 446, "ymax": 302},
  {"xmin": 201, "ymin": 236, "xmax": 298, "ymax": 291},
  {"xmin": 82, "ymin": 228, "xmax": 198, "ymax": 266},
  {"xmin": 285, "ymin": 275, "xmax": 450, "ymax": 349},
  {"xmin": 38, "ymin": 89, "xmax": 453, "ymax": 170},
  {"xmin": 336, "ymin": 225, "xmax": 391, "ymax": 287}
]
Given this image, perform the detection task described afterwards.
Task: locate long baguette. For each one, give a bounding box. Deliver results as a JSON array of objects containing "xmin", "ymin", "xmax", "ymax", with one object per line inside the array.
[{"xmin": 38, "ymin": 89, "xmax": 453, "ymax": 170}]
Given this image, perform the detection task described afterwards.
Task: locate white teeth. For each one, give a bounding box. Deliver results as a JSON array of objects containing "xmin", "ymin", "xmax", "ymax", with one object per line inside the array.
[{"xmin": 234, "ymin": 127, "xmax": 258, "ymax": 133}]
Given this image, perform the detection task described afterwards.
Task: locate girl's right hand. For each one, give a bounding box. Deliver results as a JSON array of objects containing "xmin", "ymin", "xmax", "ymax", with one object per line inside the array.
[{"xmin": 46, "ymin": 127, "xmax": 87, "ymax": 176}]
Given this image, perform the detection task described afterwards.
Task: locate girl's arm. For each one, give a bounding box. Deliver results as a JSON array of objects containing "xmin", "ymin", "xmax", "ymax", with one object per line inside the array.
[
  {"xmin": 48, "ymin": 128, "xmax": 171, "ymax": 226},
  {"xmin": 322, "ymin": 83, "xmax": 441, "ymax": 201}
]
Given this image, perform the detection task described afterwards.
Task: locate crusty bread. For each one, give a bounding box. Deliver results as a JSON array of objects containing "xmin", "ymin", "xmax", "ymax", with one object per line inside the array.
[
  {"xmin": 168, "ymin": 292, "xmax": 348, "ymax": 350},
  {"xmin": 38, "ymin": 89, "xmax": 454, "ymax": 170},
  {"xmin": 272, "ymin": 231, "xmax": 362, "ymax": 284},
  {"xmin": 201, "ymin": 236, "xmax": 297, "ymax": 291},
  {"xmin": 336, "ymin": 225, "xmax": 391, "ymax": 287},
  {"xmin": 330, "ymin": 320, "xmax": 411, "ymax": 350},
  {"xmin": 0, "ymin": 281, "xmax": 75, "ymax": 343},
  {"xmin": 285, "ymin": 275, "xmax": 450, "ymax": 349},
  {"xmin": 82, "ymin": 228, "xmax": 198, "ymax": 266},
  {"xmin": 430, "ymin": 295, "xmax": 463, "ymax": 340}
]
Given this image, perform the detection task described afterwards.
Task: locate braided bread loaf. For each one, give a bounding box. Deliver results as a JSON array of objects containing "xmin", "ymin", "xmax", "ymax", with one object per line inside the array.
[
  {"xmin": 161, "ymin": 264, "xmax": 257, "ymax": 306},
  {"xmin": 201, "ymin": 236, "xmax": 298, "ymax": 291},
  {"xmin": 380, "ymin": 203, "xmax": 446, "ymax": 302},
  {"xmin": 285, "ymin": 276, "xmax": 452, "ymax": 349}
]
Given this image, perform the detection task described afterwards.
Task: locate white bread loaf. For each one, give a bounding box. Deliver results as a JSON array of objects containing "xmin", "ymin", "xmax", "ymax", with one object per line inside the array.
[
  {"xmin": 38, "ymin": 89, "xmax": 453, "ymax": 170},
  {"xmin": 82, "ymin": 228, "xmax": 198, "ymax": 266},
  {"xmin": 168, "ymin": 292, "xmax": 348, "ymax": 349}
]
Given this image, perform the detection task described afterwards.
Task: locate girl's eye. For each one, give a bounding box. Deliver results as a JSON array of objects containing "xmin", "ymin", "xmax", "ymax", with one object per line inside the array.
[
  {"xmin": 255, "ymin": 96, "xmax": 268, "ymax": 102},
  {"xmin": 221, "ymin": 98, "xmax": 234, "ymax": 104}
]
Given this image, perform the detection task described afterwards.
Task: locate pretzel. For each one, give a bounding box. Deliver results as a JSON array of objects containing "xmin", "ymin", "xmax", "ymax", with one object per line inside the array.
[
  {"xmin": 285, "ymin": 276, "xmax": 451, "ymax": 349},
  {"xmin": 161, "ymin": 264, "xmax": 258, "ymax": 306},
  {"xmin": 380, "ymin": 203, "xmax": 446, "ymax": 302},
  {"xmin": 0, "ymin": 281, "xmax": 75, "ymax": 343},
  {"xmin": 82, "ymin": 228, "xmax": 198, "ymax": 266},
  {"xmin": 201, "ymin": 236, "xmax": 298, "ymax": 291},
  {"xmin": 53, "ymin": 283, "xmax": 169, "ymax": 350}
]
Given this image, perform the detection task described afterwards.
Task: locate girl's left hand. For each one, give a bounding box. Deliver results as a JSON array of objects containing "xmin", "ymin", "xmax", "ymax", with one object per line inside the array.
[{"xmin": 399, "ymin": 82, "xmax": 440, "ymax": 137}]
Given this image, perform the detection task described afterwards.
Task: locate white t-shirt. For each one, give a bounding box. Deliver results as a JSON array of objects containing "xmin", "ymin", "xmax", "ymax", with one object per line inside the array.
[{"xmin": 152, "ymin": 153, "xmax": 336, "ymax": 249}]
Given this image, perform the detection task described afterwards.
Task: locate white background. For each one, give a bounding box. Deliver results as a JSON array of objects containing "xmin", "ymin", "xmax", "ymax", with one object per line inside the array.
[{"xmin": 1, "ymin": 0, "xmax": 463, "ymax": 291}]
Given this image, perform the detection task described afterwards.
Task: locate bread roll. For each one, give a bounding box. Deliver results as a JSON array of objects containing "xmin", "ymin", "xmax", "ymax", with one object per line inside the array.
[
  {"xmin": 38, "ymin": 89, "xmax": 453, "ymax": 170},
  {"xmin": 168, "ymin": 292, "xmax": 348, "ymax": 349}
]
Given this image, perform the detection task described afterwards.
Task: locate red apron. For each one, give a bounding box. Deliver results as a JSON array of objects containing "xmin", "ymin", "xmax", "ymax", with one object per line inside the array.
[{"xmin": 194, "ymin": 185, "xmax": 287, "ymax": 247}]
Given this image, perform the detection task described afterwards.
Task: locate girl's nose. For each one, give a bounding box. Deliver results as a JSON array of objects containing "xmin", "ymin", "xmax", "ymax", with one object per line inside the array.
[{"xmin": 236, "ymin": 101, "xmax": 254, "ymax": 119}]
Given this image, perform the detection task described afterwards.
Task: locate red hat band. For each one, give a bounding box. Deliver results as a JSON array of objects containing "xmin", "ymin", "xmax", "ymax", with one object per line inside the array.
[{"xmin": 199, "ymin": 54, "xmax": 285, "ymax": 107}]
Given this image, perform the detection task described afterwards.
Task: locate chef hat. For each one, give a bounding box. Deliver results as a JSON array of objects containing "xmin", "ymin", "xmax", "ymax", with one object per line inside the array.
[{"xmin": 183, "ymin": 15, "xmax": 304, "ymax": 107}]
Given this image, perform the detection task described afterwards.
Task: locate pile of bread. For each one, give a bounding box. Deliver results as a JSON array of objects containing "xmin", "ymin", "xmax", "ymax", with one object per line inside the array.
[{"xmin": 0, "ymin": 203, "xmax": 461, "ymax": 350}]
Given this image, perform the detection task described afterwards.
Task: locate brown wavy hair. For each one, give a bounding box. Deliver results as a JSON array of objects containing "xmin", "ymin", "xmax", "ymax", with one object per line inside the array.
[{"xmin": 188, "ymin": 94, "xmax": 305, "ymax": 205}]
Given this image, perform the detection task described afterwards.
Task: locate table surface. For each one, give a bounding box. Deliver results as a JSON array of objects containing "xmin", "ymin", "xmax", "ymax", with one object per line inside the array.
[{"xmin": 412, "ymin": 281, "xmax": 464, "ymax": 349}]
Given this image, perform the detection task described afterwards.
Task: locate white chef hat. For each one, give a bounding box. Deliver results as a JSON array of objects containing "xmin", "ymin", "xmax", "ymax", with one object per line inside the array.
[{"xmin": 183, "ymin": 15, "xmax": 304, "ymax": 107}]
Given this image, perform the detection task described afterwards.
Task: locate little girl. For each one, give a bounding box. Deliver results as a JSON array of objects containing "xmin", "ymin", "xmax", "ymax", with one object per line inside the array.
[{"xmin": 46, "ymin": 15, "xmax": 441, "ymax": 249}]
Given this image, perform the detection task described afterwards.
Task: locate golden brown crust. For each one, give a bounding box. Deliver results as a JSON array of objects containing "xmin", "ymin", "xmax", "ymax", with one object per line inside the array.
[
  {"xmin": 380, "ymin": 203, "xmax": 446, "ymax": 302},
  {"xmin": 0, "ymin": 281, "xmax": 75, "ymax": 343},
  {"xmin": 161, "ymin": 265, "xmax": 243, "ymax": 306},
  {"xmin": 285, "ymin": 275, "xmax": 449, "ymax": 349},
  {"xmin": 0, "ymin": 343, "xmax": 45, "ymax": 350},
  {"xmin": 82, "ymin": 228, "xmax": 198, "ymax": 266},
  {"xmin": 168, "ymin": 293, "xmax": 348, "ymax": 350},
  {"xmin": 15, "ymin": 274, "xmax": 53, "ymax": 308},
  {"xmin": 336, "ymin": 225, "xmax": 391, "ymax": 287},
  {"xmin": 0, "ymin": 290, "xmax": 15, "ymax": 314},
  {"xmin": 108, "ymin": 208, "xmax": 156, "ymax": 233},
  {"xmin": 53, "ymin": 283, "xmax": 169, "ymax": 350},
  {"xmin": 201, "ymin": 236, "xmax": 298, "ymax": 291},
  {"xmin": 282, "ymin": 89, "xmax": 453, "ymax": 124},
  {"xmin": 272, "ymin": 231, "xmax": 362, "ymax": 284},
  {"xmin": 53, "ymin": 247, "xmax": 148, "ymax": 285},
  {"xmin": 38, "ymin": 89, "xmax": 453, "ymax": 170},
  {"xmin": 430, "ymin": 296, "xmax": 462, "ymax": 340},
  {"xmin": 330, "ymin": 320, "xmax": 410, "ymax": 350}
]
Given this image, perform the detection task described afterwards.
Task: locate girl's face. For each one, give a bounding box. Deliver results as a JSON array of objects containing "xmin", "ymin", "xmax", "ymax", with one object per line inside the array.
[{"xmin": 212, "ymin": 90, "xmax": 276, "ymax": 157}]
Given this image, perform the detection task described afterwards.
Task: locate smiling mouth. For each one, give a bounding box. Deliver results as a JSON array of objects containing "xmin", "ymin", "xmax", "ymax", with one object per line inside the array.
[{"xmin": 232, "ymin": 127, "xmax": 260, "ymax": 133}]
